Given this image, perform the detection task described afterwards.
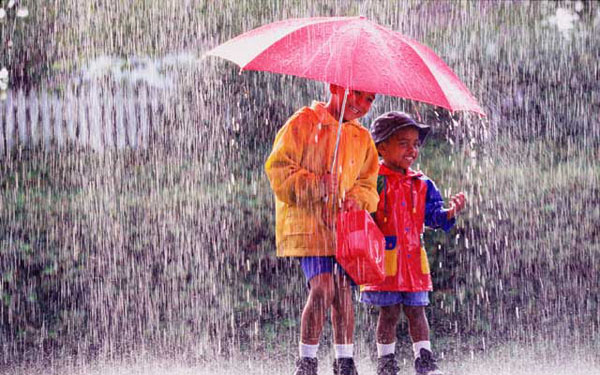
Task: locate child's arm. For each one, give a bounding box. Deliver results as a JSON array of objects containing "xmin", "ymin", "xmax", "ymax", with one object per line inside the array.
[
  {"xmin": 265, "ymin": 112, "xmax": 325, "ymax": 207},
  {"xmin": 344, "ymin": 137, "xmax": 379, "ymax": 213},
  {"xmin": 424, "ymin": 180, "xmax": 466, "ymax": 232}
]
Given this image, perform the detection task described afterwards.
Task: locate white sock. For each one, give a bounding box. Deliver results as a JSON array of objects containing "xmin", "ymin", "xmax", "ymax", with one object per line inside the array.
[
  {"xmin": 377, "ymin": 342, "xmax": 396, "ymax": 357},
  {"xmin": 300, "ymin": 342, "xmax": 319, "ymax": 358},
  {"xmin": 413, "ymin": 340, "xmax": 432, "ymax": 359},
  {"xmin": 334, "ymin": 343, "xmax": 354, "ymax": 358}
]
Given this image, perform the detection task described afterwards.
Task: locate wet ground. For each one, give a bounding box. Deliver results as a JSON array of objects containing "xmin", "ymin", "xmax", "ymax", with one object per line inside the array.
[{"xmin": 3, "ymin": 342, "xmax": 598, "ymax": 375}]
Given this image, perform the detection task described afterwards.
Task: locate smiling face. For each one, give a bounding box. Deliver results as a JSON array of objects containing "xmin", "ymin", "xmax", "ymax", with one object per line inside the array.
[
  {"xmin": 327, "ymin": 84, "xmax": 376, "ymax": 122},
  {"xmin": 377, "ymin": 127, "xmax": 421, "ymax": 173}
]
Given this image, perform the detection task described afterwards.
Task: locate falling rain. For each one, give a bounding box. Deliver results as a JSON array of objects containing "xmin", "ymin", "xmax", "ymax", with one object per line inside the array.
[{"xmin": 0, "ymin": 1, "xmax": 598, "ymax": 374}]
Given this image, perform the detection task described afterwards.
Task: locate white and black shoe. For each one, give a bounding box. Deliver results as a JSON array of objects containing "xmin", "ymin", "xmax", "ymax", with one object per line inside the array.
[
  {"xmin": 293, "ymin": 357, "xmax": 318, "ymax": 375},
  {"xmin": 414, "ymin": 349, "xmax": 443, "ymax": 375},
  {"xmin": 377, "ymin": 353, "xmax": 399, "ymax": 375},
  {"xmin": 333, "ymin": 357, "xmax": 358, "ymax": 375}
]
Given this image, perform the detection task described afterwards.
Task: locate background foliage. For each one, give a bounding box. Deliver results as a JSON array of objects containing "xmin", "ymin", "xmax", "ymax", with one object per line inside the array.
[{"xmin": 0, "ymin": 0, "xmax": 598, "ymax": 367}]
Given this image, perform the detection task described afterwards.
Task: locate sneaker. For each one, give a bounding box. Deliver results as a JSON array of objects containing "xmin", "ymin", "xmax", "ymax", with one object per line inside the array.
[
  {"xmin": 414, "ymin": 349, "xmax": 443, "ymax": 375},
  {"xmin": 377, "ymin": 353, "xmax": 399, "ymax": 375},
  {"xmin": 294, "ymin": 357, "xmax": 318, "ymax": 375},
  {"xmin": 333, "ymin": 357, "xmax": 359, "ymax": 375}
]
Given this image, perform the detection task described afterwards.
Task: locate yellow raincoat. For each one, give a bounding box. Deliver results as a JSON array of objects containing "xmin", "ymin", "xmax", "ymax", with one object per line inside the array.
[{"xmin": 265, "ymin": 101, "xmax": 379, "ymax": 257}]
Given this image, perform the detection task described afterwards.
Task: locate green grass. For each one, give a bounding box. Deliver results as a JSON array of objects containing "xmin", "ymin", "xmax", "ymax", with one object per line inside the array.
[
  {"xmin": 1, "ymin": 0, "xmax": 598, "ymax": 363},
  {"xmin": 1, "ymin": 136, "xmax": 597, "ymax": 363}
]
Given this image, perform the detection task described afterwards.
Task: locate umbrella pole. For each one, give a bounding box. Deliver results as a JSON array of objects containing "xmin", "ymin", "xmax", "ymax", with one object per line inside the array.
[
  {"xmin": 327, "ymin": 87, "xmax": 348, "ymax": 251},
  {"xmin": 330, "ymin": 88, "xmax": 349, "ymax": 176}
]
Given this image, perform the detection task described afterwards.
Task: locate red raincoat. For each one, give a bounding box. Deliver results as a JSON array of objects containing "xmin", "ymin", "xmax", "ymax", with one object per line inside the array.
[{"xmin": 361, "ymin": 164, "xmax": 455, "ymax": 292}]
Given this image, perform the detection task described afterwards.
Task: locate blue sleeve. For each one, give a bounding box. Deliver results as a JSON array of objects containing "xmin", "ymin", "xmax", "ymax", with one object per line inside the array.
[{"xmin": 424, "ymin": 179, "xmax": 455, "ymax": 232}]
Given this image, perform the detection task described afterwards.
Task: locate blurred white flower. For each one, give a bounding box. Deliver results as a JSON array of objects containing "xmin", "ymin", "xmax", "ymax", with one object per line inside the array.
[
  {"xmin": 7, "ymin": 40, "xmax": 13, "ymax": 48},
  {"xmin": 575, "ymin": 1, "xmax": 584, "ymax": 13},
  {"xmin": 0, "ymin": 91, "xmax": 7, "ymax": 101},
  {"xmin": 547, "ymin": 8, "xmax": 579, "ymax": 32},
  {"xmin": 545, "ymin": 7, "xmax": 580, "ymax": 41},
  {"xmin": 0, "ymin": 8, "xmax": 6, "ymax": 19},
  {"xmin": 0, "ymin": 68, "xmax": 9, "ymax": 93},
  {"xmin": 7, "ymin": 0, "xmax": 15, "ymax": 9},
  {"xmin": 82, "ymin": 55, "xmax": 172, "ymax": 88},
  {"xmin": 16, "ymin": 7, "xmax": 28, "ymax": 18},
  {"xmin": 485, "ymin": 41, "xmax": 497, "ymax": 58}
]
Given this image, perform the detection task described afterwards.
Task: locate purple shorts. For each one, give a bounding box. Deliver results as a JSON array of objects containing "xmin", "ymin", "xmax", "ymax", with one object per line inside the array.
[
  {"xmin": 360, "ymin": 290, "xmax": 429, "ymax": 307},
  {"xmin": 300, "ymin": 256, "xmax": 356, "ymax": 287}
]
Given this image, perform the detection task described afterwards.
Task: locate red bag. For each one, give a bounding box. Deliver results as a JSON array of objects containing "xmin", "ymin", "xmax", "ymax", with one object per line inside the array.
[{"xmin": 336, "ymin": 210, "xmax": 386, "ymax": 285}]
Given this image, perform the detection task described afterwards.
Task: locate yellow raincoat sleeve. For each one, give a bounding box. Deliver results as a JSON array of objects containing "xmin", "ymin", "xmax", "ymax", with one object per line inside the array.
[
  {"xmin": 345, "ymin": 136, "xmax": 379, "ymax": 213},
  {"xmin": 264, "ymin": 111, "xmax": 323, "ymax": 207}
]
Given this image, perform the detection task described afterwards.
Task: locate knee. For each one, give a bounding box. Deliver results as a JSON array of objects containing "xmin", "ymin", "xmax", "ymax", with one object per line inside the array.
[
  {"xmin": 380, "ymin": 305, "xmax": 401, "ymax": 325},
  {"xmin": 403, "ymin": 306, "xmax": 426, "ymax": 322},
  {"xmin": 309, "ymin": 275, "xmax": 334, "ymax": 307}
]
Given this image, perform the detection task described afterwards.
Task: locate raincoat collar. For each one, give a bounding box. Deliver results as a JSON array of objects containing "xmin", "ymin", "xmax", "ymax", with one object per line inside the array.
[
  {"xmin": 311, "ymin": 101, "xmax": 363, "ymax": 129},
  {"xmin": 378, "ymin": 162, "xmax": 423, "ymax": 179}
]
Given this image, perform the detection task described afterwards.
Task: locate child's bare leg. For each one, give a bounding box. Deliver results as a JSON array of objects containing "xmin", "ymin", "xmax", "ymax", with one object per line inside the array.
[
  {"xmin": 301, "ymin": 273, "xmax": 334, "ymax": 344},
  {"xmin": 330, "ymin": 272, "xmax": 358, "ymax": 371},
  {"xmin": 404, "ymin": 305, "xmax": 442, "ymax": 373},
  {"xmin": 331, "ymin": 272, "xmax": 354, "ymax": 344},
  {"xmin": 377, "ymin": 304, "xmax": 402, "ymax": 344},
  {"xmin": 402, "ymin": 305, "xmax": 429, "ymax": 342}
]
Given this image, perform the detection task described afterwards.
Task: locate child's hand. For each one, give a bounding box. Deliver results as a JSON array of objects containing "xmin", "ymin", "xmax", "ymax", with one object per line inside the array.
[
  {"xmin": 320, "ymin": 172, "xmax": 339, "ymax": 199},
  {"xmin": 447, "ymin": 192, "xmax": 467, "ymax": 219},
  {"xmin": 342, "ymin": 199, "xmax": 361, "ymax": 212},
  {"xmin": 322, "ymin": 199, "xmax": 360, "ymax": 229}
]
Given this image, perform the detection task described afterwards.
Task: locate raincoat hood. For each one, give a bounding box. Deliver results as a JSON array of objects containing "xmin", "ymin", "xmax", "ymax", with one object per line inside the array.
[{"xmin": 378, "ymin": 163, "xmax": 423, "ymax": 179}]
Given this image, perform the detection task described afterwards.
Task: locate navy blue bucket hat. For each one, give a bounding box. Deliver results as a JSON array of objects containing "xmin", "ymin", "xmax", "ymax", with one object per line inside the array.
[{"xmin": 370, "ymin": 111, "xmax": 431, "ymax": 145}]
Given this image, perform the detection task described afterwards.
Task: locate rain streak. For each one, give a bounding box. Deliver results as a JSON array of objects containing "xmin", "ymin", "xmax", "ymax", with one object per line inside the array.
[{"xmin": 0, "ymin": 1, "xmax": 598, "ymax": 374}]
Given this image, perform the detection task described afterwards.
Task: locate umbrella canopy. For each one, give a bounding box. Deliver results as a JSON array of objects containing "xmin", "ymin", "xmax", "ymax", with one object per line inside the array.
[{"xmin": 205, "ymin": 16, "xmax": 485, "ymax": 116}]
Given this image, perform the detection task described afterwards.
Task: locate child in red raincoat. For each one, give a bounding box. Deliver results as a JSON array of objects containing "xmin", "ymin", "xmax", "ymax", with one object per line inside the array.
[{"xmin": 361, "ymin": 111, "xmax": 466, "ymax": 375}]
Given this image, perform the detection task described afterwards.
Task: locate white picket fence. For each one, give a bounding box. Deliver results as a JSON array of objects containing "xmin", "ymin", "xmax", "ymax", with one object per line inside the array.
[{"xmin": 0, "ymin": 84, "xmax": 168, "ymax": 155}]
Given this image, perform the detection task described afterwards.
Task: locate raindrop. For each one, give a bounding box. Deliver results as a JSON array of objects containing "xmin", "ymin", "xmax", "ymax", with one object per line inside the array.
[{"xmin": 0, "ymin": 2, "xmax": 597, "ymax": 374}]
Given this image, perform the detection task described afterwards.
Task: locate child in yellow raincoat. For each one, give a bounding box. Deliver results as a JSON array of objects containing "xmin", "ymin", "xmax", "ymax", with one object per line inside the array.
[{"xmin": 265, "ymin": 84, "xmax": 379, "ymax": 375}]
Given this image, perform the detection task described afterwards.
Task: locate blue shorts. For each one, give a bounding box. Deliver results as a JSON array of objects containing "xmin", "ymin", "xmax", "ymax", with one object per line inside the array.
[
  {"xmin": 300, "ymin": 256, "xmax": 356, "ymax": 287},
  {"xmin": 360, "ymin": 290, "xmax": 429, "ymax": 307}
]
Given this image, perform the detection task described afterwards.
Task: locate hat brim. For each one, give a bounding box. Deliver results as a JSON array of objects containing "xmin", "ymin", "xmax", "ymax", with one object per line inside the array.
[
  {"xmin": 413, "ymin": 123, "xmax": 431, "ymax": 144},
  {"xmin": 373, "ymin": 122, "xmax": 431, "ymax": 145}
]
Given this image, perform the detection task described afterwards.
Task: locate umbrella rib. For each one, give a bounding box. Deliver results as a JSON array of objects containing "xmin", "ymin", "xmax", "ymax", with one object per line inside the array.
[
  {"xmin": 241, "ymin": 17, "xmax": 360, "ymax": 73},
  {"xmin": 239, "ymin": 22, "xmax": 322, "ymax": 71},
  {"xmin": 362, "ymin": 23, "xmax": 457, "ymax": 110},
  {"xmin": 388, "ymin": 31, "xmax": 454, "ymax": 111},
  {"xmin": 387, "ymin": 28, "xmax": 483, "ymax": 114},
  {"xmin": 350, "ymin": 21, "xmax": 367, "ymax": 91},
  {"xmin": 294, "ymin": 17, "xmax": 363, "ymax": 84},
  {"xmin": 205, "ymin": 17, "xmax": 346, "ymax": 69}
]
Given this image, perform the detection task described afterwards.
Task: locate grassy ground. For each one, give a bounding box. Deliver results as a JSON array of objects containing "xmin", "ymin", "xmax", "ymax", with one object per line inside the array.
[
  {"xmin": 1, "ymin": 339, "xmax": 599, "ymax": 375},
  {"xmin": 1, "ymin": 135, "xmax": 598, "ymax": 366},
  {"xmin": 1, "ymin": 0, "xmax": 598, "ymax": 368}
]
